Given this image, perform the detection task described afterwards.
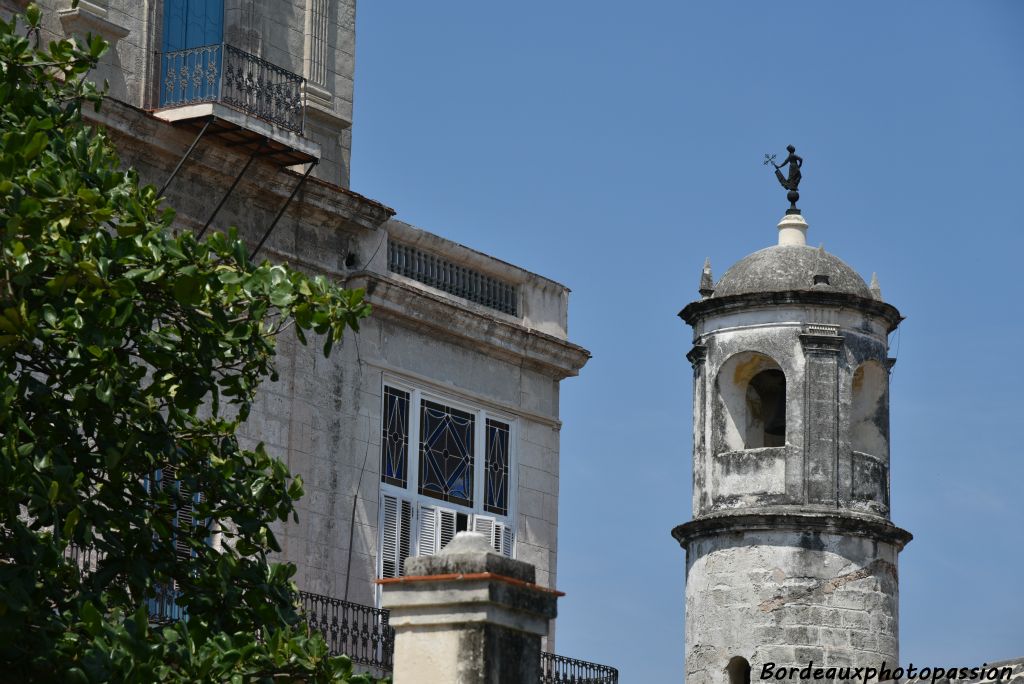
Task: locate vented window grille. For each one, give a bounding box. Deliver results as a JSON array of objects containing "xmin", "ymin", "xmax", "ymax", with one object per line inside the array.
[
  {"xmin": 378, "ymin": 381, "xmax": 516, "ymax": 579},
  {"xmin": 387, "ymin": 241, "xmax": 518, "ymax": 316}
]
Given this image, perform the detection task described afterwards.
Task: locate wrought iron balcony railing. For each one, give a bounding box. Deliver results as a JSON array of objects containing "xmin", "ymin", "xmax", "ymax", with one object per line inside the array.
[
  {"xmin": 298, "ymin": 591, "xmax": 394, "ymax": 673},
  {"xmin": 540, "ymin": 651, "xmax": 619, "ymax": 684},
  {"xmin": 159, "ymin": 43, "xmax": 305, "ymax": 134}
]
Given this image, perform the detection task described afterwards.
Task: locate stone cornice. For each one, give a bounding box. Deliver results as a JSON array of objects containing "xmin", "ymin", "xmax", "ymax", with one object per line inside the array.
[
  {"xmin": 799, "ymin": 332, "xmax": 844, "ymax": 354},
  {"xmin": 345, "ymin": 271, "xmax": 591, "ymax": 380},
  {"xmin": 679, "ymin": 291, "xmax": 904, "ymax": 333},
  {"xmin": 672, "ymin": 511, "xmax": 913, "ymax": 550}
]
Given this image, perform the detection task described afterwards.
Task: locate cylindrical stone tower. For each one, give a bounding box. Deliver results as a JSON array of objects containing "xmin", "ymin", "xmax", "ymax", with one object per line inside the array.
[{"xmin": 673, "ymin": 212, "xmax": 912, "ymax": 683}]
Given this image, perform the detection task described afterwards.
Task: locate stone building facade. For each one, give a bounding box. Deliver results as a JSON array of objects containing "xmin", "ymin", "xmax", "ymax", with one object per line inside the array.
[
  {"xmin": 673, "ymin": 212, "xmax": 912, "ymax": 682},
  {"xmin": 3, "ymin": 0, "xmax": 589, "ymax": 630}
]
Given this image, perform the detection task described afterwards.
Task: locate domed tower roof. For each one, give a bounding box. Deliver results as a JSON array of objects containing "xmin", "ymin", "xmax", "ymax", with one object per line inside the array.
[
  {"xmin": 713, "ymin": 244, "xmax": 872, "ymax": 299},
  {"xmin": 681, "ymin": 212, "xmax": 902, "ymax": 332}
]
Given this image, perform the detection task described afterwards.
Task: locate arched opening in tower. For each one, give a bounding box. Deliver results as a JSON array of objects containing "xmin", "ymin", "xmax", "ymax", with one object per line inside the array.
[
  {"xmin": 714, "ymin": 351, "xmax": 787, "ymax": 453},
  {"xmin": 850, "ymin": 360, "xmax": 888, "ymax": 458},
  {"xmin": 726, "ymin": 656, "xmax": 751, "ymax": 684},
  {"xmin": 747, "ymin": 369, "xmax": 786, "ymax": 447}
]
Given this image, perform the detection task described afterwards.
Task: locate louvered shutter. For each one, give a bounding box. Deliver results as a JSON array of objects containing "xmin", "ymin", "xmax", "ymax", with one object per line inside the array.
[
  {"xmin": 162, "ymin": 466, "xmax": 194, "ymax": 562},
  {"xmin": 495, "ymin": 521, "xmax": 513, "ymax": 558},
  {"xmin": 399, "ymin": 499, "xmax": 412, "ymax": 572},
  {"xmin": 418, "ymin": 505, "xmax": 437, "ymax": 556},
  {"xmin": 380, "ymin": 494, "xmax": 414, "ymax": 578},
  {"xmin": 418, "ymin": 504, "xmax": 459, "ymax": 556},
  {"xmin": 438, "ymin": 509, "xmax": 456, "ymax": 552},
  {"xmin": 381, "ymin": 495, "xmax": 399, "ymax": 578},
  {"xmin": 473, "ymin": 515, "xmax": 495, "ymax": 546},
  {"xmin": 473, "ymin": 515, "xmax": 514, "ymax": 558}
]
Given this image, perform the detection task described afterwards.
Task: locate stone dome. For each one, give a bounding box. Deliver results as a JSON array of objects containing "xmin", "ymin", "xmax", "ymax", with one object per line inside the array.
[{"xmin": 714, "ymin": 244, "xmax": 872, "ymax": 298}]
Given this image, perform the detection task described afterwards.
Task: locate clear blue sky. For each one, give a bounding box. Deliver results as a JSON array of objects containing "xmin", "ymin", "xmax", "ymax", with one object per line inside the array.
[{"xmin": 351, "ymin": 2, "xmax": 1024, "ymax": 680}]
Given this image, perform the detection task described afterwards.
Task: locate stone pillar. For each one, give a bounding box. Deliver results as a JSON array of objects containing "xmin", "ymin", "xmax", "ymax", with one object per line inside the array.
[
  {"xmin": 800, "ymin": 325, "xmax": 843, "ymax": 504},
  {"xmin": 379, "ymin": 532, "xmax": 560, "ymax": 684}
]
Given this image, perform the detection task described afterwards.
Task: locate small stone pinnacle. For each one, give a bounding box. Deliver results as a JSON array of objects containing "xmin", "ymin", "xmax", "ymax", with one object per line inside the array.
[
  {"xmin": 699, "ymin": 258, "xmax": 715, "ymax": 299},
  {"xmin": 870, "ymin": 272, "xmax": 883, "ymax": 301}
]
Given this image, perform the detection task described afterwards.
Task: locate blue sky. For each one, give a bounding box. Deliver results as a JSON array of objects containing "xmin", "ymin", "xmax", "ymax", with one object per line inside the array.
[{"xmin": 352, "ymin": 2, "xmax": 1024, "ymax": 680}]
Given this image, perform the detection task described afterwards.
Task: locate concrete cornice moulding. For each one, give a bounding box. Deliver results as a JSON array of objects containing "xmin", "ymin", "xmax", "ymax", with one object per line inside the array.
[
  {"xmin": 346, "ymin": 272, "xmax": 591, "ymax": 380},
  {"xmin": 680, "ymin": 290, "xmax": 904, "ymax": 333},
  {"xmin": 672, "ymin": 511, "xmax": 913, "ymax": 550}
]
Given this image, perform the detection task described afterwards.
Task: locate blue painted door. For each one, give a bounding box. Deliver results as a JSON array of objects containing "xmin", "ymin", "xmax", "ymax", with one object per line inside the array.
[{"xmin": 160, "ymin": 0, "xmax": 224, "ymax": 106}]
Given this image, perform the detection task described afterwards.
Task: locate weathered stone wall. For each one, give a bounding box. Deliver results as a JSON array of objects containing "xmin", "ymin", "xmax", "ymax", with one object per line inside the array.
[{"xmin": 684, "ymin": 528, "xmax": 900, "ymax": 684}]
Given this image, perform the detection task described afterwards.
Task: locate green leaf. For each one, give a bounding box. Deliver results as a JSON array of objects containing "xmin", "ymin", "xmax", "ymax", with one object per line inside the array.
[
  {"xmin": 95, "ymin": 378, "xmax": 113, "ymax": 404},
  {"xmin": 63, "ymin": 508, "xmax": 80, "ymax": 539},
  {"xmin": 173, "ymin": 273, "xmax": 203, "ymax": 305}
]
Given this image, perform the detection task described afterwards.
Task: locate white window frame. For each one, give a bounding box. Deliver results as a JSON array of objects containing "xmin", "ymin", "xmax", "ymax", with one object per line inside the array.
[{"xmin": 377, "ymin": 377, "xmax": 518, "ymax": 582}]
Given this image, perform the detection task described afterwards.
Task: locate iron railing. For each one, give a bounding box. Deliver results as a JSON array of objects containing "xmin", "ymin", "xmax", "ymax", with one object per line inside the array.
[
  {"xmin": 388, "ymin": 240, "xmax": 519, "ymax": 316},
  {"xmin": 540, "ymin": 651, "xmax": 619, "ymax": 684},
  {"xmin": 159, "ymin": 43, "xmax": 305, "ymax": 133},
  {"xmin": 64, "ymin": 541, "xmax": 104, "ymax": 574},
  {"xmin": 298, "ymin": 591, "xmax": 394, "ymax": 673},
  {"xmin": 64, "ymin": 544, "xmax": 182, "ymax": 623},
  {"xmin": 62, "ymin": 548, "xmax": 615, "ymax": 679}
]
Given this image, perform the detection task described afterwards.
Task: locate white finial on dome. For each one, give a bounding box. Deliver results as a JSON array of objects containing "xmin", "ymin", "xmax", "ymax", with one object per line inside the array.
[{"xmin": 777, "ymin": 213, "xmax": 808, "ymax": 246}]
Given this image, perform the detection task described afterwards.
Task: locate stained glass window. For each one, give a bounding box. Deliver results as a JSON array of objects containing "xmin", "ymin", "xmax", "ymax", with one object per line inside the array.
[
  {"xmin": 381, "ymin": 387, "xmax": 410, "ymax": 488},
  {"xmin": 484, "ymin": 419, "xmax": 510, "ymax": 515},
  {"xmin": 418, "ymin": 400, "xmax": 475, "ymax": 508}
]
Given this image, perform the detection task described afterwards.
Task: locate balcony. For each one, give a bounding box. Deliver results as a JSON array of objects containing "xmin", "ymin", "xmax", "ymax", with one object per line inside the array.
[{"xmin": 155, "ymin": 43, "xmax": 318, "ymax": 166}]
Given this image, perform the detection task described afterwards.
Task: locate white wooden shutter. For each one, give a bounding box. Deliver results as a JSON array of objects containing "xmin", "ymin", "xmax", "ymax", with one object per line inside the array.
[
  {"xmin": 438, "ymin": 508, "xmax": 457, "ymax": 552},
  {"xmin": 162, "ymin": 466, "xmax": 195, "ymax": 562},
  {"xmin": 473, "ymin": 515, "xmax": 495, "ymax": 546},
  {"xmin": 381, "ymin": 494, "xmax": 399, "ymax": 578},
  {"xmin": 495, "ymin": 521, "xmax": 513, "ymax": 558},
  {"xmin": 418, "ymin": 504, "xmax": 437, "ymax": 556},
  {"xmin": 399, "ymin": 499, "xmax": 412, "ymax": 572},
  {"xmin": 473, "ymin": 515, "xmax": 514, "ymax": 558},
  {"xmin": 418, "ymin": 504, "xmax": 458, "ymax": 556},
  {"xmin": 380, "ymin": 494, "xmax": 413, "ymax": 578}
]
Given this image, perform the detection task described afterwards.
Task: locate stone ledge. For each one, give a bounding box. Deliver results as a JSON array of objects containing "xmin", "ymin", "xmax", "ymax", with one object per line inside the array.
[
  {"xmin": 680, "ymin": 290, "xmax": 903, "ymax": 333},
  {"xmin": 346, "ymin": 271, "xmax": 591, "ymax": 380},
  {"xmin": 672, "ymin": 511, "xmax": 912, "ymax": 550},
  {"xmin": 377, "ymin": 572, "xmax": 563, "ymax": 597}
]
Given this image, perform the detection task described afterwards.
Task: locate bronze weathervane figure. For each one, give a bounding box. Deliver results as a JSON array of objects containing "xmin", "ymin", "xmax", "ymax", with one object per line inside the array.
[{"xmin": 763, "ymin": 145, "xmax": 803, "ymax": 214}]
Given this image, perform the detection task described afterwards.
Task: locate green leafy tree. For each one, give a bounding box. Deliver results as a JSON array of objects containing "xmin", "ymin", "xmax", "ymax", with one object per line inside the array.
[{"xmin": 0, "ymin": 8, "xmax": 378, "ymax": 682}]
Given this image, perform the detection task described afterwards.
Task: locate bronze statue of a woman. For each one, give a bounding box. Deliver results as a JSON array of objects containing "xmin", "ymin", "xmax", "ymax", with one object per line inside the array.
[{"xmin": 764, "ymin": 145, "xmax": 803, "ymax": 214}]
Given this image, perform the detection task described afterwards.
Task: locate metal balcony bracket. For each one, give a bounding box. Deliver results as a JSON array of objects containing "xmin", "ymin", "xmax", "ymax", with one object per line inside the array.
[
  {"xmin": 196, "ymin": 145, "xmax": 260, "ymax": 240},
  {"xmin": 250, "ymin": 159, "xmax": 319, "ymax": 260},
  {"xmin": 158, "ymin": 117, "xmax": 212, "ymax": 197}
]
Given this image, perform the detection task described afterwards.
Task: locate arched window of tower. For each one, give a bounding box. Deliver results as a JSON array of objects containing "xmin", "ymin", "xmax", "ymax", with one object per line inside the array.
[
  {"xmin": 726, "ymin": 656, "xmax": 751, "ymax": 684},
  {"xmin": 747, "ymin": 369, "xmax": 786, "ymax": 447},
  {"xmin": 850, "ymin": 360, "xmax": 889, "ymax": 458},
  {"xmin": 714, "ymin": 352, "xmax": 787, "ymax": 452}
]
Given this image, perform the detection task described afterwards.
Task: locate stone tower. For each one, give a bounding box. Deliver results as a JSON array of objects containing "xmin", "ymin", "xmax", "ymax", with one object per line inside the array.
[{"xmin": 673, "ymin": 211, "xmax": 912, "ymax": 683}]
